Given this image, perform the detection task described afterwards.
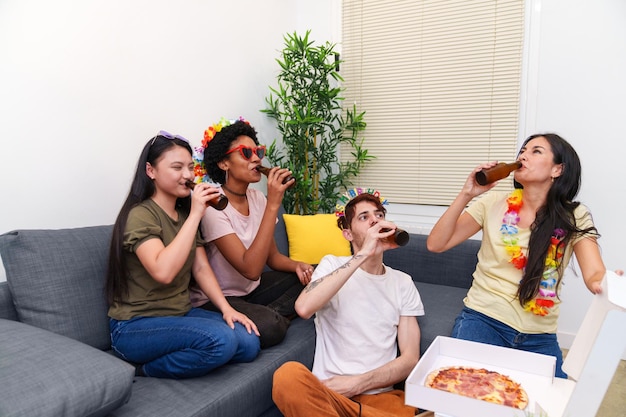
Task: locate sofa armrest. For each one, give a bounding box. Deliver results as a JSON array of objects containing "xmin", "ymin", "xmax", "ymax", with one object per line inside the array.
[{"xmin": 0, "ymin": 319, "xmax": 134, "ymax": 417}]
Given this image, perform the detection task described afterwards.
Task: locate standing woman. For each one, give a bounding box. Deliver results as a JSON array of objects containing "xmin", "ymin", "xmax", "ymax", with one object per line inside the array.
[
  {"xmin": 106, "ymin": 130, "xmax": 260, "ymax": 379},
  {"xmin": 427, "ymin": 133, "xmax": 618, "ymax": 378},
  {"xmin": 189, "ymin": 118, "xmax": 314, "ymax": 348}
]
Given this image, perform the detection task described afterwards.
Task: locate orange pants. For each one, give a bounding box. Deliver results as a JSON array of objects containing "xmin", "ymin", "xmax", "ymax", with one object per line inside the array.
[{"xmin": 272, "ymin": 361, "xmax": 417, "ymax": 417}]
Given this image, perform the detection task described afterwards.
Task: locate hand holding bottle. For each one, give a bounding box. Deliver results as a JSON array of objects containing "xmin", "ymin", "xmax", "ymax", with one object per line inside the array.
[
  {"xmin": 185, "ymin": 181, "xmax": 228, "ymax": 210},
  {"xmin": 256, "ymin": 165, "xmax": 295, "ymax": 188}
]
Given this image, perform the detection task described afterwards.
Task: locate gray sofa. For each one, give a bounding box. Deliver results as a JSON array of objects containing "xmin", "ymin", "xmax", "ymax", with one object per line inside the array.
[{"xmin": 0, "ymin": 216, "xmax": 479, "ymax": 417}]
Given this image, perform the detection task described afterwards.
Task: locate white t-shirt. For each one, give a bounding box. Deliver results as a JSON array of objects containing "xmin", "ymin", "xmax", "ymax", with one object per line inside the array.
[
  {"xmin": 311, "ymin": 254, "xmax": 424, "ymax": 394},
  {"xmin": 190, "ymin": 187, "xmax": 270, "ymax": 305}
]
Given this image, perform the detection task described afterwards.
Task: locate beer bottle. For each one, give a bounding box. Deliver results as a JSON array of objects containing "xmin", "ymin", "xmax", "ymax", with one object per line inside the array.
[
  {"xmin": 256, "ymin": 165, "xmax": 296, "ymax": 188},
  {"xmin": 381, "ymin": 228, "xmax": 410, "ymax": 246},
  {"xmin": 475, "ymin": 161, "xmax": 522, "ymax": 186},
  {"xmin": 185, "ymin": 180, "xmax": 229, "ymax": 210}
]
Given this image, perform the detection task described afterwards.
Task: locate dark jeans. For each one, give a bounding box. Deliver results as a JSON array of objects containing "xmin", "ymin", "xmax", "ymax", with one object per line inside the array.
[{"xmin": 200, "ymin": 270, "xmax": 304, "ymax": 348}]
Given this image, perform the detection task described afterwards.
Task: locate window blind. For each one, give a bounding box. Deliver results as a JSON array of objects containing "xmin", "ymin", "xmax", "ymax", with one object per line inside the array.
[{"xmin": 341, "ymin": 0, "xmax": 525, "ymax": 205}]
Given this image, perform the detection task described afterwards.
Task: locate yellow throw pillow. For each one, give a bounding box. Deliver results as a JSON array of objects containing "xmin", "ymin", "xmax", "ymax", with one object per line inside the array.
[{"xmin": 282, "ymin": 214, "xmax": 352, "ymax": 264}]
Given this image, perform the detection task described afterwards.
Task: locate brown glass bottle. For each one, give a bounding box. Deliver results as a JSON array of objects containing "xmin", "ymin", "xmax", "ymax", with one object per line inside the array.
[
  {"xmin": 381, "ymin": 228, "xmax": 410, "ymax": 246},
  {"xmin": 256, "ymin": 165, "xmax": 296, "ymax": 188},
  {"xmin": 475, "ymin": 161, "xmax": 522, "ymax": 186},
  {"xmin": 185, "ymin": 180, "xmax": 229, "ymax": 210}
]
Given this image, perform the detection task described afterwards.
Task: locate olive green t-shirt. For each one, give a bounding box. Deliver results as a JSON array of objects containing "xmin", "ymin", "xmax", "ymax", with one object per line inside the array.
[
  {"xmin": 108, "ymin": 199, "xmax": 204, "ymax": 321},
  {"xmin": 464, "ymin": 191, "xmax": 595, "ymax": 334}
]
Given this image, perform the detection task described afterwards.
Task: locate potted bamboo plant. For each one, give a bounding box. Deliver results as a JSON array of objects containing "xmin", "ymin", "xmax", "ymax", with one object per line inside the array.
[{"xmin": 262, "ymin": 30, "xmax": 372, "ymax": 215}]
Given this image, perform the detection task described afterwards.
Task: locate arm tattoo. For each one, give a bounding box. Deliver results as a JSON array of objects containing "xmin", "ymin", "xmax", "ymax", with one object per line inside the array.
[
  {"xmin": 303, "ymin": 254, "xmax": 363, "ymax": 293},
  {"xmin": 305, "ymin": 277, "xmax": 324, "ymax": 292}
]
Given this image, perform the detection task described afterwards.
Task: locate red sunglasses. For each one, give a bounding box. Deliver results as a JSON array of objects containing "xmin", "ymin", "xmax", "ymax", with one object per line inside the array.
[{"xmin": 225, "ymin": 145, "xmax": 266, "ymax": 160}]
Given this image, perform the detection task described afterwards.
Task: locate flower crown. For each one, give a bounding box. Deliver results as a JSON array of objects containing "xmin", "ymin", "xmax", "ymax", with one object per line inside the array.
[
  {"xmin": 335, "ymin": 187, "xmax": 388, "ymax": 218},
  {"xmin": 192, "ymin": 116, "xmax": 249, "ymax": 184}
]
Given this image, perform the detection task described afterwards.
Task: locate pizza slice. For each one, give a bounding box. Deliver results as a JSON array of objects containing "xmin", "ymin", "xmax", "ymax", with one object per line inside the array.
[{"xmin": 425, "ymin": 366, "xmax": 528, "ymax": 410}]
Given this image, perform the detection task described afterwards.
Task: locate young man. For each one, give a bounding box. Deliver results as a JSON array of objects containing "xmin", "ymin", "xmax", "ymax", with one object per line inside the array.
[{"xmin": 272, "ymin": 189, "xmax": 424, "ymax": 417}]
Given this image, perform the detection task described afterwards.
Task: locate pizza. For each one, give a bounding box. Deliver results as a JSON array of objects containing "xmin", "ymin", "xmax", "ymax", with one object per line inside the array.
[{"xmin": 425, "ymin": 366, "xmax": 528, "ymax": 410}]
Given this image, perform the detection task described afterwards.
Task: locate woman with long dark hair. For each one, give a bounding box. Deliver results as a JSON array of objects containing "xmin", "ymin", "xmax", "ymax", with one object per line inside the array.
[
  {"xmin": 427, "ymin": 133, "xmax": 620, "ymax": 378},
  {"xmin": 106, "ymin": 131, "xmax": 260, "ymax": 379}
]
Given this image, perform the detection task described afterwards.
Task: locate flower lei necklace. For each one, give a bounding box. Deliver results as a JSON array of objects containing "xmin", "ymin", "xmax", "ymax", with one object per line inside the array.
[{"xmin": 500, "ymin": 189, "xmax": 566, "ymax": 316}]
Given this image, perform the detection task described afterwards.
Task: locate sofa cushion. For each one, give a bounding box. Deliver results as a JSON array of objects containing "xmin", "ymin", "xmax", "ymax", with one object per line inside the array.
[
  {"xmin": 0, "ymin": 281, "xmax": 17, "ymax": 320},
  {"xmin": 0, "ymin": 318, "xmax": 133, "ymax": 417},
  {"xmin": 274, "ymin": 205, "xmax": 289, "ymax": 256},
  {"xmin": 282, "ymin": 214, "xmax": 351, "ymax": 264},
  {"xmin": 0, "ymin": 226, "xmax": 113, "ymax": 349},
  {"xmin": 384, "ymin": 233, "xmax": 479, "ymax": 289},
  {"xmin": 412, "ymin": 281, "xmax": 466, "ymax": 353}
]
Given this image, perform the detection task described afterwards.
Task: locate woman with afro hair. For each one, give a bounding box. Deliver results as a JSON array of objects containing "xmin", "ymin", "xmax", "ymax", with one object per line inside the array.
[{"xmin": 189, "ymin": 118, "xmax": 314, "ymax": 348}]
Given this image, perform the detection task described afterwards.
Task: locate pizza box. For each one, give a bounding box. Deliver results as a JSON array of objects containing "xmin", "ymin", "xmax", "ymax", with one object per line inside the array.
[
  {"xmin": 406, "ymin": 271, "xmax": 626, "ymax": 417},
  {"xmin": 405, "ymin": 336, "xmax": 555, "ymax": 417},
  {"xmin": 533, "ymin": 271, "xmax": 626, "ymax": 417}
]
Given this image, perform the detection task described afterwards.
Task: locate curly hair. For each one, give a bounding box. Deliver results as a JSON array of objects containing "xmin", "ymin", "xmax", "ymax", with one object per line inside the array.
[{"xmin": 203, "ymin": 120, "xmax": 259, "ymax": 184}]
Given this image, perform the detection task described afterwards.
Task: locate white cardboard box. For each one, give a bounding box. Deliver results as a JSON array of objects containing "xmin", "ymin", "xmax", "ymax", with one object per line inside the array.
[
  {"xmin": 405, "ymin": 336, "xmax": 555, "ymax": 417},
  {"xmin": 535, "ymin": 271, "xmax": 626, "ymax": 417},
  {"xmin": 405, "ymin": 271, "xmax": 626, "ymax": 417}
]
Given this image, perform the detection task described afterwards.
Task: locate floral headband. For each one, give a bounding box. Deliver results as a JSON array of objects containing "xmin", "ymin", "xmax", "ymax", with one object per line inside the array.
[
  {"xmin": 202, "ymin": 116, "xmax": 248, "ymax": 148},
  {"xmin": 335, "ymin": 187, "xmax": 388, "ymax": 218},
  {"xmin": 192, "ymin": 116, "xmax": 249, "ymax": 184}
]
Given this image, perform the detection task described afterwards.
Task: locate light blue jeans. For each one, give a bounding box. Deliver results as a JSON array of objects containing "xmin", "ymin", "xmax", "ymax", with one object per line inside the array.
[
  {"xmin": 452, "ymin": 307, "xmax": 567, "ymax": 378},
  {"xmin": 110, "ymin": 308, "xmax": 260, "ymax": 379}
]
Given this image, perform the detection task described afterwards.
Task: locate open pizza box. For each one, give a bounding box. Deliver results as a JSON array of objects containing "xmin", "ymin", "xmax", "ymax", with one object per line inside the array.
[
  {"xmin": 405, "ymin": 270, "xmax": 626, "ymax": 417},
  {"xmin": 405, "ymin": 335, "xmax": 555, "ymax": 417}
]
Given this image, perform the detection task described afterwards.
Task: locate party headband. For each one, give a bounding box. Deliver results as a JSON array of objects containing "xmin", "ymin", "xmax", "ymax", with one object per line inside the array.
[
  {"xmin": 202, "ymin": 116, "xmax": 249, "ymax": 148},
  {"xmin": 334, "ymin": 187, "xmax": 388, "ymax": 218},
  {"xmin": 192, "ymin": 146, "xmax": 211, "ymax": 184},
  {"xmin": 192, "ymin": 116, "xmax": 250, "ymax": 184}
]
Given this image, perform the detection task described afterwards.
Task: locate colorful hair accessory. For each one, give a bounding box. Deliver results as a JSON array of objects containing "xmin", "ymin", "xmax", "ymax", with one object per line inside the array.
[
  {"xmin": 193, "ymin": 116, "xmax": 249, "ymax": 183},
  {"xmin": 202, "ymin": 116, "xmax": 249, "ymax": 148},
  {"xmin": 335, "ymin": 187, "xmax": 388, "ymax": 218},
  {"xmin": 501, "ymin": 189, "xmax": 566, "ymax": 316},
  {"xmin": 192, "ymin": 146, "xmax": 210, "ymax": 184}
]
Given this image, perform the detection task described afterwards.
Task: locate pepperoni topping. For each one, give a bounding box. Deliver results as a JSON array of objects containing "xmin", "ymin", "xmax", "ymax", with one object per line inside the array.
[{"xmin": 425, "ymin": 366, "xmax": 528, "ymax": 410}]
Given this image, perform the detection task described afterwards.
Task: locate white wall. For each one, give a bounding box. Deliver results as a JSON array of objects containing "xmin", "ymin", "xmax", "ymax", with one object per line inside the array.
[
  {"xmin": 531, "ymin": 0, "xmax": 626, "ymax": 348},
  {"xmin": 1, "ymin": 0, "xmax": 624, "ymax": 352},
  {"xmin": 0, "ymin": 0, "xmax": 335, "ymax": 279}
]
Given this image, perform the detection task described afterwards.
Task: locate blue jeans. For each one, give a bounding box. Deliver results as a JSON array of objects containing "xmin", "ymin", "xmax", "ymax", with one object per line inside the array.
[
  {"xmin": 452, "ymin": 307, "xmax": 567, "ymax": 378},
  {"xmin": 110, "ymin": 308, "xmax": 260, "ymax": 379}
]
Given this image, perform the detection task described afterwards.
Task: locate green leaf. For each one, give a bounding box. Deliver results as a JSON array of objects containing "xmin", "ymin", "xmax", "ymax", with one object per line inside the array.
[{"xmin": 260, "ymin": 31, "xmax": 372, "ymax": 214}]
